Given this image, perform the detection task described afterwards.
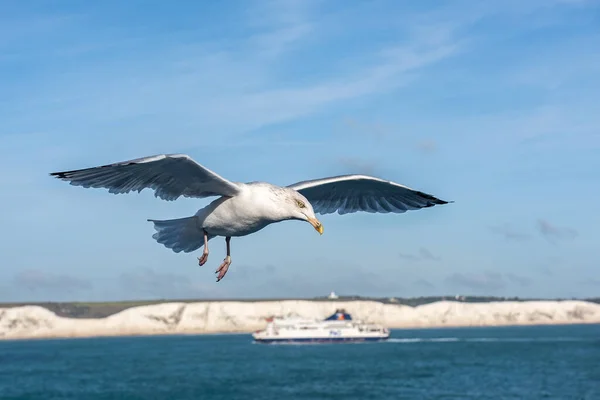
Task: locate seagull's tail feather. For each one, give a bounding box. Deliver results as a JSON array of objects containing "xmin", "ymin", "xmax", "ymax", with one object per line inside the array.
[{"xmin": 147, "ymin": 216, "xmax": 213, "ymax": 253}]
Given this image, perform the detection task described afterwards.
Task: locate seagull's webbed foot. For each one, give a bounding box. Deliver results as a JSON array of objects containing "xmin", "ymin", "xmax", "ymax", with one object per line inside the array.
[
  {"xmin": 216, "ymin": 256, "xmax": 231, "ymax": 282},
  {"xmin": 198, "ymin": 252, "xmax": 208, "ymax": 266},
  {"xmin": 197, "ymin": 230, "xmax": 209, "ymax": 266},
  {"xmin": 215, "ymin": 236, "xmax": 232, "ymax": 282}
]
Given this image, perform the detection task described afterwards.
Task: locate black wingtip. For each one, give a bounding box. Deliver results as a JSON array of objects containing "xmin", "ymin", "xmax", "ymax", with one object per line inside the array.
[
  {"xmin": 424, "ymin": 198, "xmax": 453, "ymax": 207},
  {"xmin": 420, "ymin": 190, "xmax": 453, "ymax": 206},
  {"xmin": 50, "ymin": 170, "xmax": 73, "ymax": 179},
  {"xmin": 50, "ymin": 169, "xmax": 86, "ymax": 179}
]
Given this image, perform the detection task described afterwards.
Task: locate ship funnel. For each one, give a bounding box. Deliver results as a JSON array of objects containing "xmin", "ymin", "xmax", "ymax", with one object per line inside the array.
[{"xmin": 324, "ymin": 309, "xmax": 352, "ymax": 321}]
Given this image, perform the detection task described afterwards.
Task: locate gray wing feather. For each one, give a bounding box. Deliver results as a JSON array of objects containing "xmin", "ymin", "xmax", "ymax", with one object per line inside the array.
[
  {"xmin": 50, "ymin": 154, "xmax": 241, "ymax": 201},
  {"xmin": 287, "ymin": 174, "xmax": 451, "ymax": 215}
]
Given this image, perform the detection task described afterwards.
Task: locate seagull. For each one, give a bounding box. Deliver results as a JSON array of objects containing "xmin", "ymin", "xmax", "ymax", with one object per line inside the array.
[{"xmin": 50, "ymin": 154, "xmax": 452, "ymax": 282}]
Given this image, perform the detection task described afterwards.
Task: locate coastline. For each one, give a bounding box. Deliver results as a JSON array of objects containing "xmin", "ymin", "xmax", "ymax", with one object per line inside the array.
[
  {"xmin": 2, "ymin": 320, "xmax": 599, "ymax": 343},
  {"xmin": 2, "ymin": 299, "xmax": 600, "ymax": 341}
]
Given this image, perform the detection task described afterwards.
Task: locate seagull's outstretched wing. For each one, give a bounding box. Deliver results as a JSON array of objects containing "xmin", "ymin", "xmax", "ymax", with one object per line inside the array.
[
  {"xmin": 287, "ymin": 174, "xmax": 451, "ymax": 215},
  {"xmin": 50, "ymin": 154, "xmax": 241, "ymax": 201}
]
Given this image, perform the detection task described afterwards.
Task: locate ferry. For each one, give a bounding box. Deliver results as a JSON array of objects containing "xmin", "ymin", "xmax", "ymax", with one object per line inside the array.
[{"xmin": 252, "ymin": 309, "xmax": 390, "ymax": 344}]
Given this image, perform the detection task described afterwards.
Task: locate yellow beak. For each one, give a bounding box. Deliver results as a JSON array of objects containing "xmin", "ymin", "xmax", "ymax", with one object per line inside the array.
[{"xmin": 308, "ymin": 217, "xmax": 324, "ymax": 235}]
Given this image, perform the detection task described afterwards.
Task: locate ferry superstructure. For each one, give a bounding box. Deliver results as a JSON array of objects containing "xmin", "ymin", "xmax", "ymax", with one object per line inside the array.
[{"xmin": 252, "ymin": 309, "xmax": 390, "ymax": 344}]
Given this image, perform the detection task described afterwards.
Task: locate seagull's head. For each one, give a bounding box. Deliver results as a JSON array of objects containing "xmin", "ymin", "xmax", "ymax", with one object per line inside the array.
[{"xmin": 286, "ymin": 191, "xmax": 323, "ymax": 235}]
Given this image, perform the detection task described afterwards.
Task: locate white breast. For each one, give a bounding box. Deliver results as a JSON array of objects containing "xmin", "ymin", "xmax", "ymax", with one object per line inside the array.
[{"xmin": 196, "ymin": 184, "xmax": 287, "ymax": 237}]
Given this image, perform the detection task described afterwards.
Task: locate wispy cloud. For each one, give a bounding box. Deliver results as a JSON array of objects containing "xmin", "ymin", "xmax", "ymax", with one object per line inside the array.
[
  {"xmin": 335, "ymin": 117, "xmax": 438, "ymax": 156},
  {"xmin": 13, "ymin": 269, "xmax": 92, "ymax": 294},
  {"xmin": 230, "ymin": 264, "xmax": 277, "ymax": 281},
  {"xmin": 505, "ymin": 273, "xmax": 533, "ymax": 287},
  {"xmin": 446, "ymin": 271, "xmax": 536, "ymax": 292},
  {"xmin": 1, "ymin": 3, "xmax": 464, "ymax": 160},
  {"xmin": 399, "ymin": 247, "xmax": 441, "ymax": 261},
  {"xmin": 445, "ymin": 271, "xmax": 506, "ymax": 292},
  {"xmin": 336, "ymin": 157, "xmax": 379, "ymax": 176},
  {"xmin": 536, "ymin": 256, "xmax": 564, "ymax": 277},
  {"xmin": 489, "ymin": 224, "xmax": 531, "ymax": 241},
  {"xmin": 580, "ymin": 278, "xmax": 600, "ymax": 286},
  {"xmin": 118, "ymin": 268, "xmax": 219, "ymax": 299},
  {"xmin": 339, "ymin": 117, "xmax": 391, "ymax": 141},
  {"xmin": 414, "ymin": 279, "xmax": 435, "ymax": 289},
  {"xmin": 490, "ymin": 220, "xmax": 579, "ymax": 245},
  {"xmin": 226, "ymin": 39, "xmax": 460, "ymax": 134},
  {"xmin": 222, "ymin": 259, "xmax": 403, "ymax": 298},
  {"xmin": 416, "ymin": 140, "xmax": 437, "ymax": 154},
  {"xmin": 246, "ymin": 0, "xmax": 315, "ymax": 58},
  {"xmin": 536, "ymin": 219, "xmax": 578, "ymax": 244}
]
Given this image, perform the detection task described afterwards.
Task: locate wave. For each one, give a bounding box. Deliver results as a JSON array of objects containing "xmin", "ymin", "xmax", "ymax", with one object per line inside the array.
[
  {"xmin": 387, "ymin": 337, "xmax": 591, "ymax": 343},
  {"xmin": 250, "ymin": 337, "xmax": 595, "ymax": 346},
  {"xmin": 387, "ymin": 338, "xmax": 459, "ymax": 343}
]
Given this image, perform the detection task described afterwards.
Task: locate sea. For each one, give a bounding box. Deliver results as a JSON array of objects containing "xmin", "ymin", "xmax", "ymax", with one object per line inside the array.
[{"xmin": 1, "ymin": 323, "xmax": 598, "ymax": 400}]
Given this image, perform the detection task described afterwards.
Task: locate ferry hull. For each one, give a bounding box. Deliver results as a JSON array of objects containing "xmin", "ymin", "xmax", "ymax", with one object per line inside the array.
[{"xmin": 253, "ymin": 336, "xmax": 389, "ymax": 344}]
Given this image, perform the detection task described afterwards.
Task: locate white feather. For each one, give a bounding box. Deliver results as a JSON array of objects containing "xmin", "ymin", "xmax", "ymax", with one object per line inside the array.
[{"xmin": 51, "ymin": 155, "xmax": 451, "ymax": 256}]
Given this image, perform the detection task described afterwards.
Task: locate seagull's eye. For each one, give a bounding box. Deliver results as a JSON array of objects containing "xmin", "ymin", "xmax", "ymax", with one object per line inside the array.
[{"xmin": 296, "ymin": 200, "xmax": 306, "ymax": 208}]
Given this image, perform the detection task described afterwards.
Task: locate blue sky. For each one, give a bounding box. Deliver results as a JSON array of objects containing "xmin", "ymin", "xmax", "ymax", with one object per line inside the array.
[{"xmin": 1, "ymin": 0, "xmax": 599, "ymax": 302}]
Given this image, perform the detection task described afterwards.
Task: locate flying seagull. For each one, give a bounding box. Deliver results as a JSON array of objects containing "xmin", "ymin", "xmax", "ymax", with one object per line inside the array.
[{"xmin": 50, "ymin": 154, "xmax": 452, "ymax": 282}]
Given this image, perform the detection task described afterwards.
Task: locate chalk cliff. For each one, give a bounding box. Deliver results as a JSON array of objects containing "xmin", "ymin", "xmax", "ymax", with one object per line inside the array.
[{"xmin": 1, "ymin": 300, "xmax": 599, "ymax": 340}]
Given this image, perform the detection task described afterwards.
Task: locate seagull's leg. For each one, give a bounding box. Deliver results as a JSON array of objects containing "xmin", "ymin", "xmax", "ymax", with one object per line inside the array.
[
  {"xmin": 197, "ymin": 230, "xmax": 209, "ymax": 266},
  {"xmin": 215, "ymin": 236, "xmax": 232, "ymax": 282}
]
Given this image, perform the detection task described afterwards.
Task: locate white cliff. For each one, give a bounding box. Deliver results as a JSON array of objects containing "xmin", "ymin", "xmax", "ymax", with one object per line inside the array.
[{"xmin": 1, "ymin": 300, "xmax": 599, "ymax": 340}]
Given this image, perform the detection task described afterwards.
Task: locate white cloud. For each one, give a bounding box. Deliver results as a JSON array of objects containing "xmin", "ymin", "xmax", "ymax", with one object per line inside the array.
[
  {"xmin": 0, "ymin": 2, "xmax": 466, "ymax": 163},
  {"xmin": 245, "ymin": 0, "xmax": 316, "ymax": 58}
]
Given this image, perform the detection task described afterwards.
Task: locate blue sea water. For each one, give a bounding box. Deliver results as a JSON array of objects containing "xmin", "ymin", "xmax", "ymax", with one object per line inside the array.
[{"xmin": 1, "ymin": 324, "xmax": 599, "ymax": 400}]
